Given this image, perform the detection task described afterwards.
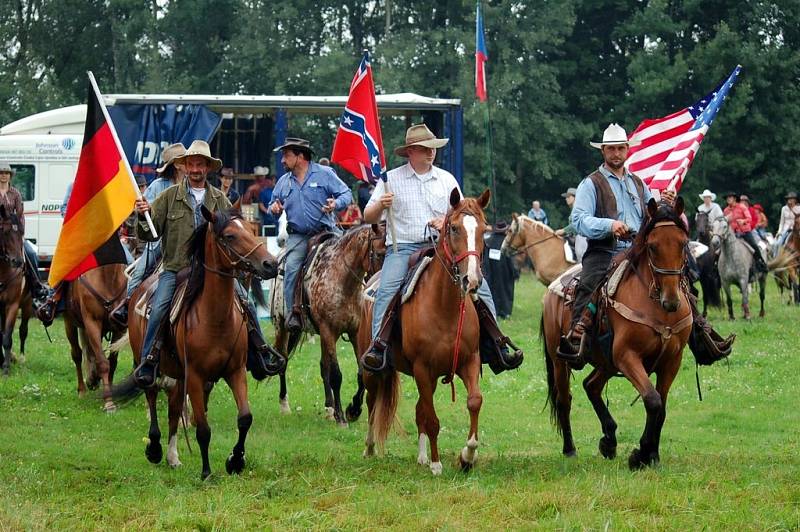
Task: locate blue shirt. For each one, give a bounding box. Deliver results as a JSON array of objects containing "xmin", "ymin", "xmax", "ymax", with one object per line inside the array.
[
  {"xmin": 61, "ymin": 182, "xmax": 73, "ymax": 217},
  {"xmin": 270, "ymin": 162, "xmax": 352, "ymax": 234},
  {"xmin": 571, "ymin": 164, "xmax": 652, "ymax": 250},
  {"xmin": 258, "ymin": 186, "xmax": 276, "ymax": 226},
  {"xmin": 527, "ymin": 208, "xmax": 548, "ymax": 225},
  {"xmin": 144, "ymin": 177, "xmax": 174, "ymax": 202}
]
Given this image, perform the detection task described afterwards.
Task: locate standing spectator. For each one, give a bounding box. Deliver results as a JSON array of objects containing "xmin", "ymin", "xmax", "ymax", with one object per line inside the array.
[
  {"xmin": 338, "ymin": 199, "xmax": 362, "ymax": 227},
  {"xmin": 482, "ymin": 221, "xmax": 519, "ymax": 319},
  {"xmin": 555, "ymin": 187, "xmax": 583, "ymax": 260},
  {"xmin": 258, "ymin": 175, "xmax": 277, "ymax": 235},
  {"xmin": 527, "ymin": 200, "xmax": 549, "ymax": 225},
  {"xmin": 775, "ymin": 191, "xmax": 800, "ymax": 250},
  {"xmin": 242, "ymin": 165, "xmax": 268, "ymax": 205},
  {"xmin": 357, "ymin": 181, "xmax": 373, "ymax": 213},
  {"xmin": 696, "ymin": 189, "xmax": 724, "ymax": 221},
  {"xmin": 219, "ymin": 167, "xmax": 240, "ymax": 209}
]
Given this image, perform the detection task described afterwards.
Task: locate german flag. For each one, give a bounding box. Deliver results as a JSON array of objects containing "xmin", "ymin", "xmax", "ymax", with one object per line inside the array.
[{"xmin": 48, "ymin": 80, "xmax": 137, "ymax": 286}]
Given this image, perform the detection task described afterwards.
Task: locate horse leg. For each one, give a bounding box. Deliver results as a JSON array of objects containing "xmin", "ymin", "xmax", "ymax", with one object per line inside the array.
[
  {"xmin": 224, "ymin": 369, "xmax": 252, "ymax": 475},
  {"xmin": 79, "ymin": 328, "xmax": 99, "ymax": 390},
  {"xmin": 345, "ymin": 335, "xmax": 365, "ymax": 422},
  {"xmin": 616, "ymin": 353, "xmax": 663, "ymax": 470},
  {"xmin": 458, "ymin": 357, "xmax": 483, "ymax": 472},
  {"xmin": 740, "ymin": 278, "xmax": 751, "ymax": 319},
  {"xmin": 723, "ymin": 283, "xmax": 735, "ymax": 320},
  {"xmin": 759, "ymin": 277, "xmax": 766, "ymax": 318},
  {"xmin": 166, "ymin": 385, "xmax": 184, "ymax": 468},
  {"xmin": 84, "ymin": 319, "xmax": 115, "ymax": 413},
  {"xmin": 108, "ymin": 331, "xmax": 122, "ymax": 384},
  {"xmin": 1, "ymin": 308, "xmax": 12, "ymax": 376},
  {"xmin": 648, "ymin": 359, "xmax": 680, "ymax": 467},
  {"xmin": 64, "ymin": 316, "xmax": 86, "ymax": 396},
  {"xmin": 188, "ymin": 371, "xmax": 212, "ymax": 480},
  {"xmin": 278, "ymin": 372, "xmax": 290, "ymax": 414},
  {"xmin": 362, "ymin": 373, "xmax": 377, "ymax": 458},
  {"xmin": 144, "ymin": 388, "xmax": 163, "ymax": 464},
  {"xmin": 583, "ymin": 369, "xmax": 617, "ymax": 459},
  {"xmin": 318, "ymin": 326, "xmax": 346, "ymax": 426},
  {"xmin": 275, "ymin": 325, "xmax": 291, "ymax": 414},
  {"xmin": 18, "ymin": 307, "xmax": 29, "ymax": 360},
  {"xmin": 413, "ymin": 363, "xmax": 441, "ymax": 475},
  {"xmin": 548, "ymin": 353, "xmax": 576, "ymax": 457}
]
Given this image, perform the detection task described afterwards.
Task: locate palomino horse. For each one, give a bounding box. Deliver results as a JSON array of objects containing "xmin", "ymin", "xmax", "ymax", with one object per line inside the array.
[
  {"xmin": 353, "ymin": 189, "xmax": 491, "ymax": 475},
  {"xmin": 0, "ymin": 205, "xmax": 31, "ymax": 375},
  {"xmin": 270, "ymin": 223, "xmax": 386, "ymax": 425},
  {"xmin": 542, "ymin": 198, "xmax": 692, "ymax": 469},
  {"xmin": 710, "ymin": 216, "xmax": 767, "ymax": 319},
  {"xmin": 693, "ymin": 212, "xmax": 722, "ymax": 316},
  {"xmin": 118, "ymin": 207, "xmax": 278, "ymax": 480},
  {"xmin": 64, "ymin": 263, "xmax": 127, "ymax": 410},
  {"xmin": 501, "ymin": 214, "xmax": 572, "ymax": 285}
]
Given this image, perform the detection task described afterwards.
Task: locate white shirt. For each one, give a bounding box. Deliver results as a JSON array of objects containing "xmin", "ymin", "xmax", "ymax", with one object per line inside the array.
[
  {"xmin": 696, "ymin": 201, "xmax": 724, "ymax": 222},
  {"xmin": 367, "ymin": 163, "xmax": 462, "ymax": 245},
  {"xmin": 778, "ymin": 204, "xmax": 800, "ymax": 235},
  {"xmin": 189, "ymin": 186, "xmax": 206, "ymax": 205}
]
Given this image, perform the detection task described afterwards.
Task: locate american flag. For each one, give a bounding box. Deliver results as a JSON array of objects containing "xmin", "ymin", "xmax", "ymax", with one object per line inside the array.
[
  {"xmin": 627, "ymin": 65, "xmax": 742, "ymax": 192},
  {"xmin": 475, "ymin": 2, "xmax": 488, "ymax": 102}
]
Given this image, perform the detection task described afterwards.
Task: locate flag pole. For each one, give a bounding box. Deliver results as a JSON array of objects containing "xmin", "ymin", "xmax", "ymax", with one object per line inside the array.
[
  {"xmin": 484, "ymin": 95, "xmax": 498, "ymax": 224},
  {"xmin": 86, "ymin": 71, "xmax": 157, "ymax": 237},
  {"xmin": 383, "ymin": 174, "xmax": 399, "ymax": 253}
]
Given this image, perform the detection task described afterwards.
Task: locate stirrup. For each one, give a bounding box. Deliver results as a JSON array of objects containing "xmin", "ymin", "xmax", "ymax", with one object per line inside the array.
[
  {"xmin": 133, "ymin": 354, "xmax": 160, "ymax": 389},
  {"xmin": 556, "ymin": 335, "xmax": 587, "ymax": 370},
  {"xmin": 360, "ymin": 343, "xmax": 389, "ymax": 373}
]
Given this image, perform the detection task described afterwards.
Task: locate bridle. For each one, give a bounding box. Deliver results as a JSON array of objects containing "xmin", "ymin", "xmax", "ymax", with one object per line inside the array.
[
  {"xmin": 365, "ymin": 227, "xmax": 386, "ymax": 276},
  {"xmin": 642, "ymin": 220, "xmax": 688, "ymax": 299},
  {"xmin": 502, "ymin": 218, "xmax": 562, "ymax": 257},
  {"xmin": 435, "ymin": 210, "xmax": 483, "ymax": 290},
  {"xmin": 0, "ymin": 220, "xmax": 24, "ymax": 287},
  {"xmin": 204, "ymin": 220, "xmax": 266, "ymax": 279}
]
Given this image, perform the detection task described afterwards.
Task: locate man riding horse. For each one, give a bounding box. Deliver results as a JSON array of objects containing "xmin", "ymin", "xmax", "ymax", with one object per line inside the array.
[
  {"xmin": 131, "ymin": 140, "xmax": 285, "ymax": 388},
  {"xmin": 557, "ymin": 123, "xmax": 732, "ymax": 369},
  {"xmin": 722, "ymin": 191, "xmax": 768, "ymax": 273},
  {"xmin": 267, "ymin": 137, "xmax": 352, "ymax": 334},
  {"xmin": 360, "ymin": 123, "xmax": 523, "ymax": 374}
]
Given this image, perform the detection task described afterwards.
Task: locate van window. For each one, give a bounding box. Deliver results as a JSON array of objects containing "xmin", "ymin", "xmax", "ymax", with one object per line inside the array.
[
  {"xmin": 48, "ymin": 164, "xmax": 76, "ymax": 200},
  {"xmin": 12, "ymin": 165, "xmax": 35, "ymax": 201}
]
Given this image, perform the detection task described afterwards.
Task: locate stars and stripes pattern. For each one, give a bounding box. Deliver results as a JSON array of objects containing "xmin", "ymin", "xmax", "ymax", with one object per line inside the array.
[
  {"xmin": 331, "ymin": 52, "xmax": 387, "ymax": 183},
  {"xmin": 475, "ymin": 2, "xmax": 488, "ymax": 102},
  {"xmin": 627, "ymin": 65, "xmax": 742, "ymax": 192}
]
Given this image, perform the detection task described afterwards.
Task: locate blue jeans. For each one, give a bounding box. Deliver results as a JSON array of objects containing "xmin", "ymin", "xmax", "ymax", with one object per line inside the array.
[
  {"xmin": 283, "ymin": 234, "xmax": 310, "ymax": 315},
  {"xmin": 371, "ymin": 243, "xmax": 496, "ymax": 339},
  {"xmin": 141, "ymin": 270, "xmax": 177, "ymax": 358},
  {"xmin": 127, "ymin": 242, "xmax": 162, "ymax": 297}
]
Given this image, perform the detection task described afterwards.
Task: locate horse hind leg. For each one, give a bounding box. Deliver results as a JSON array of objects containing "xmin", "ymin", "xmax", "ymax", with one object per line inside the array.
[
  {"xmin": 413, "ymin": 363, "xmax": 441, "ymax": 475},
  {"xmin": 458, "ymin": 357, "xmax": 483, "ymax": 472},
  {"xmin": 224, "ymin": 369, "xmax": 252, "ymax": 475},
  {"xmin": 84, "ymin": 319, "xmax": 115, "ymax": 413},
  {"xmin": 278, "ymin": 372, "xmax": 290, "ymax": 414},
  {"xmin": 543, "ymin": 325, "xmax": 576, "ymax": 457},
  {"xmin": 583, "ymin": 369, "xmax": 617, "ymax": 459},
  {"xmin": 144, "ymin": 388, "xmax": 163, "ymax": 464},
  {"xmin": 65, "ymin": 317, "xmax": 86, "ymax": 396},
  {"xmin": 166, "ymin": 385, "xmax": 185, "ymax": 468},
  {"xmin": 275, "ymin": 324, "xmax": 291, "ymax": 414}
]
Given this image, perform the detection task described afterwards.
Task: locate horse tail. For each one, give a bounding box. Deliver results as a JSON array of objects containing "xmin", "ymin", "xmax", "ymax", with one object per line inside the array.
[
  {"xmin": 371, "ymin": 369, "xmax": 401, "ymax": 451},
  {"xmin": 768, "ymin": 247, "xmax": 797, "ymax": 274},
  {"xmin": 109, "ymin": 331, "xmax": 129, "ymax": 353},
  {"xmin": 541, "ymin": 314, "xmax": 560, "ymax": 432},
  {"xmin": 110, "ymin": 372, "xmax": 144, "ymax": 404}
]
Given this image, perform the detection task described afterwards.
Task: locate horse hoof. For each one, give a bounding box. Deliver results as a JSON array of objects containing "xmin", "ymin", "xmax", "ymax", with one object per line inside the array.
[
  {"xmin": 200, "ymin": 470, "xmax": 211, "ymax": 481},
  {"xmin": 279, "ymin": 399, "xmax": 291, "ymax": 415},
  {"xmin": 324, "ymin": 406, "xmax": 335, "ymax": 421},
  {"xmin": 599, "ymin": 437, "xmax": 617, "ymax": 459},
  {"xmin": 225, "ymin": 453, "xmax": 246, "ymax": 475},
  {"xmin": 103, "ymin": 402, "xmax": 117, "ymax": 414},
  {"xmin": 337, "ymin": 421, "xmax": 349, "ymax": 429},
  {"xmin": 146, "ymin": 443, "xmax": 163, "ymax": 464},
  {"xmin": 563, "ymin": 449, "xmax": 577, "ymax": 458},
  {"xmin": 417, "ymin": 454, "xmax": 429, "ymax": 466},
  {"xmin": 345, "ymin": 404, "xmax": 362, "ymax": 423},
  {"xmin": 459, "ymin": 455, "xmax": 475, "ymax": 472},
  {"xmin": 363, "ymin": 446, "xmax": 375, "ymax": 458},
  {"xmin": 430, "ymin": 461, "xmax": 443, "ymax": 476},
  {"xmin": 628, "ymin": 448, "xmax": 659, "ymax": 470}
]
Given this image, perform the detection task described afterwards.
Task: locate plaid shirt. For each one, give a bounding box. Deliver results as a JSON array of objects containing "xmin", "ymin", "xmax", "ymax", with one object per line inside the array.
[{"xmin": 368, "ymin": 163, "xmax": 461, "ymax": 245}]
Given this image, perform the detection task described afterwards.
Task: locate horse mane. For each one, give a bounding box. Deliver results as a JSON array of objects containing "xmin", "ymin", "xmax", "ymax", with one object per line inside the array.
[
  {"xmin": 627, "ymin": 202, "xmax": 688, "ymax": 266},
  {"xmin": 517, "ymin": 214, "xmax": 554, "ymax": 235},
  {"xmin": 184, "ymin": 208, "xmax": 240, "ymax": 310}
]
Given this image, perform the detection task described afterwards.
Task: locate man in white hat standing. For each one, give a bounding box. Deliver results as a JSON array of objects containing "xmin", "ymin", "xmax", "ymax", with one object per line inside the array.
[
  {"xmin": 696, "ymin": 189, "xmax": 723, "ymax": 222},
  {"xmin": 360, "ymin": 124, "xmax": 523, "ymax": 374},
  {"xmin": 557, "ymin": 123, "xmax": 676, "ymax": 367},
  {"xmin": 133, "ymin": 140, "xmax": 285, "ymax": 387}
]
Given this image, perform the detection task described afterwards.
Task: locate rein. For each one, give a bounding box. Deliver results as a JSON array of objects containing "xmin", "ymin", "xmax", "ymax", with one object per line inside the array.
[
  {"xmin": 79, "ymin": 275, "xmax": 126, "ymax": 312},
  {"xmin": 504, "ymin": 228, "xmax": 562, "ymax": 256}
]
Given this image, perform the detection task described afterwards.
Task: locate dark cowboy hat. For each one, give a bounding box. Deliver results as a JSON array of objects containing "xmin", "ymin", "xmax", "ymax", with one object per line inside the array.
[
  {"xmin": 492, "ymin": 220, "xmax": 509, "ymax": 234},
  {"xmin": 786, "ymin": 191, "xmax": 798, "ymax": 200},
  {"xmin": 273, "ymin": 137, "xmax": 315, "ymax": 156},
  {"xmin": 134, "ymin": 174, "xmax": 147, "ymax": 186},
  {"xmin": 723, "ymin": 191, "xmax": 739, "ymax": 199}
]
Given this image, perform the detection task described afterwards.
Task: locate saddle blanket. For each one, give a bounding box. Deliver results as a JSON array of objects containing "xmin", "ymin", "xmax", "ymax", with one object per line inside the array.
[
  {"xmin": 546, "ymin": 259, "xmax": 630, "ymax": 300},
  {"xmin": 364, "ymin": 256, "xmax": 433, "ymax": 305}
]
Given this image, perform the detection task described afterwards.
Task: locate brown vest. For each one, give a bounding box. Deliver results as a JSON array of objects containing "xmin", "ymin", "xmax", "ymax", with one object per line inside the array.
[{"xmin": 586, "ymin": 170, "xmax": 647, "ymax": 250}]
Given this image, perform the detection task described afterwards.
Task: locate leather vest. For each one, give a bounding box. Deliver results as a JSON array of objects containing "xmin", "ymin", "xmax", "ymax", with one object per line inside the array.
[{"xmin": 586, "ymin": 170, "xmax": 646, "ymax": 251}]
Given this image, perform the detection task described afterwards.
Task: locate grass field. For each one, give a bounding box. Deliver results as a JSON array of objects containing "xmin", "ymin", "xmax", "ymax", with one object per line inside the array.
[{"xmin": 0, "ymin": 275, "xmax": 798, "ymax": 530}]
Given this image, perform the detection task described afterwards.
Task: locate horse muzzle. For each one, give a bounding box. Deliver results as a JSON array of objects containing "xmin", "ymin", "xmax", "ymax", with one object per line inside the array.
[{"xmin": 660, "ymin": 294, "xmax": 681, "ymax": 313}]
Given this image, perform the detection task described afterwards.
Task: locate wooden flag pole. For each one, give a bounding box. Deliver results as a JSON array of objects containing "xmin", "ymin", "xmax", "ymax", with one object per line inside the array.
[
  {"xmin": 86, "ymin": 71, "xmax": 157, "ymax": 238},
  {"xmin": 382, "ymin": 175, "xmax": 399, "ymax": 253}
]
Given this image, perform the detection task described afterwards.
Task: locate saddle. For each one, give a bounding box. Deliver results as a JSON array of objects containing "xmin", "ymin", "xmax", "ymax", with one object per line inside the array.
[
  {"xmin": 364, "ymin": 246, "xmax": 436, "ymax": 305},
  {"xmin": 290, "ymin": 231, "xmax": 338, "ymax": 329}
]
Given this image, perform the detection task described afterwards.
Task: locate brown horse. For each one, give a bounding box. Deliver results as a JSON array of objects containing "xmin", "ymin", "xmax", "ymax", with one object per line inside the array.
[
  {"xmin": 354, "ymin": 189, "xmax": 490, "ymax": 475},
  {"xmin": 501, "ymin": 214, "xmax": 573, "ymax": 285},
  {"xmin": 0, "ymin": 204, "xmax": 30, "ymax": 375},
  {"xmin": 63, "ymin": 263, "xmax": 127, "ymax": 410},
  {"xmin": 270, "ymin": 223, "xmax": 386, "ymax": 424},
  {"xmin": 542, "ymin": 198, "xmax": 693, "ymax": 469},
  {"xmin": 117, "ymin": 207, "xmax": 278, "ymax": 480}
]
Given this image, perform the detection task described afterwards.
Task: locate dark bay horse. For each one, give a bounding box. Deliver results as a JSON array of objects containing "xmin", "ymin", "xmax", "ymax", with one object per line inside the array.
[
  {"xmin": 542, "ymin": 198, "xmax": 693, "ymax": 469},
  {"xmin": 0, "ymin": 205, "xmax": 30, "ymax": 375},
  {"xmin": 693, "ymin": 211, "xmax": 722, "ymax": 316},
  {"xmin": 270, "ymin": 223, "xmax": 386, "ymax": 425},
  {"xmin": 354, "ymin": 189, "xmax": 491, "ymax": 475},
  {"xmin": 118, "ymin": 207, "xmax": 278, "ymax": 480},
  {"xmin": 64, "ymin": 263, "xmax": 127, "ymax": 409}
]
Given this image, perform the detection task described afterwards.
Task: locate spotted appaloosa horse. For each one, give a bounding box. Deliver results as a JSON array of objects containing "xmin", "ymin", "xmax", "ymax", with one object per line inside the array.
[
  {"xmin": 270, "ymin": 223, "xmax": 386, "ymax": 424},
  {"xmin": 0, "ymin": 204, "xmax": 32, "ymax": 375},
  {"xmin": 353, "ymin": 189, "xmax": 490, "ymax": 475}
]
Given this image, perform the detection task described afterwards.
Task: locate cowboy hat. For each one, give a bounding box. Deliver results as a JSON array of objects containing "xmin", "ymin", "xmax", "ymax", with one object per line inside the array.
[
  {"xmin": 561, "ymin": 187, "xmax": 577, "ymax": 198},
  {"xmin": 492, "ymin": 220, "xmax": 509, "ymax": 234},
  {"xmin": 739, "ymin": 194, "xmax": 751, "ymax": 203},
  {"xmin": 0, "ymin": 163, "xmax": 15, "ymax": 175},
  {"xmin": 394, "ymin": 124, "xmax": 449, "ymax": 157},
  {"xmin": 273, "ymin": 138, "xmax": 314, "ymax": 156},
  {"xmin": 723, "ymin": 191, "xmax": 738, "ymax": 199},
  {"xmin": 253, "ymin": 165, "xmax": 269, "ymax": 176},
  {"xmin": 220, "ymin": 167, "xmax": 235, "ymax": 178},
  {"xmin": 156, "ymin": 143, "xmax": 187, "ymax": 174},
  {"xmin": 174, "ymin": 140, "xmax": 222, "ymax": 172},
  {"xmin": 589, "ymin": 123, "xmax": 640, "ymax": 149},
  {"xmin": 786, "ymin": 191, "xmax": 798, "ymax": 200},
  {"xmin": 698, "ymin": 189, "xmax": 717, "ymax": 201}
]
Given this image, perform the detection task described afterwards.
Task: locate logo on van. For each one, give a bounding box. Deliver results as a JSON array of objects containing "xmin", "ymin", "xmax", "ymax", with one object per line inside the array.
[{"xmin": 62, "ymin": 138, "xmax": 76, "ymax": 151}]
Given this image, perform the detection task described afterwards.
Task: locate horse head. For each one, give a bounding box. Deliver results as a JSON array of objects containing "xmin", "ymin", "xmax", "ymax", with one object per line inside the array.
[
  {"xmin": 710, "ymin": 214, "xmax": 731, "ymax": 249},
  {"xmin": 362, "ymin": 223, "xmax": 387, "ymax": 275},
  {"xmin": 634, "ymin": 197, "xmax": 688, "ymax": 312},
  {"xmin": 200, "ymin": 205, "xmax": 279, "ymax": 279},
  {"xmin": 695, "ymin": 211, "xmax": 710, "ymax": 243},
  {"xmin": 441, "ymin": 188, "xmax": 490, "ymax": 294},
  {"xmin": 0, "ymin": 204, "xmax": 23, "ymax": 265},
  {"xmin": 501, "ymin": 213, "xmax": 524, "ymax": 256}
]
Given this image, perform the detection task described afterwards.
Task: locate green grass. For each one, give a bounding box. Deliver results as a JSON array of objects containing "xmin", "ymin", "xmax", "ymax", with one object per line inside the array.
[{"xmin": 0, "ymin": 275, "xmax": 798, "ymax": 530}]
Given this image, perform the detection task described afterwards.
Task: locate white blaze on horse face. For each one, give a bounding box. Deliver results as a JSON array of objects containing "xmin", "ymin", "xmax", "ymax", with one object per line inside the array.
[
  {"xmin": 233, "ymin": 219, "xmax": 245, "ymax": 230},
  {"xmin": 463, "ymin": 215, "xmax": 480, "ymax": 290}
]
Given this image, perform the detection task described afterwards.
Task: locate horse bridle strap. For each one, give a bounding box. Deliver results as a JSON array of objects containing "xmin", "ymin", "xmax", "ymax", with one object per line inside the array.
[
  {"xmin": 647, "ymin": 221, "xmax": 687, "ymax": 277},
  {"xmin": 79, "ymin": 275, "xmax": 126, "ymax": 312}
]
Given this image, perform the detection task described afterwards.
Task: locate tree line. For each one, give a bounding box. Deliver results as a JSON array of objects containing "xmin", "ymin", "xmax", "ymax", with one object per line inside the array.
[{"xmin": 1, "ymin": 0, "xmax": 798, "ymax": 227}]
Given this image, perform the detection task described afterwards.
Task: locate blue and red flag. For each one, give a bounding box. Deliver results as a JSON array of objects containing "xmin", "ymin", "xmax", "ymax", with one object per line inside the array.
[
  {"xmin": 475, "ymin": 2, "xmax": 488, "ymax": 102},
  {"xmin": 332, "ymin": 51, "xmax": 387, "ymax": 183}
]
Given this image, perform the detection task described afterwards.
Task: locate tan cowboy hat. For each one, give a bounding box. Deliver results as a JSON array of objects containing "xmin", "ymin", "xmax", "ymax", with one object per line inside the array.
[
  {"xmin": 589, "ymin": 123, "xmax": 640, "ymax": 149},
  {"xmin": 0, "ymin": 163, "xmax": 15, "ymax": 175},
  {"xmin": 174, "ymin": 140, "xmax": 222, "ymax": 172},
  {"xmin": 394, "ymin": 124, "xmax": 449, "ymax": 157},
  {"xmin": 155, "ymin": 143, "xmax": 187, "ymax": 174}
]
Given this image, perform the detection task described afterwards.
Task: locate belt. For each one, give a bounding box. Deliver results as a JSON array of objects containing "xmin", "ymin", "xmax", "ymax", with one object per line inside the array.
[{"xmin": 286, "ymin": 226, "xmax": 308, "ymax": 235}]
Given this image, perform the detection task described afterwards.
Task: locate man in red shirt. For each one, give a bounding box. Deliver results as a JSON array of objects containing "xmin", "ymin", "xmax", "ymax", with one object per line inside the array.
[{"xmin": 723, "ymin": 192, "xmax": 767, "ymax": 272}]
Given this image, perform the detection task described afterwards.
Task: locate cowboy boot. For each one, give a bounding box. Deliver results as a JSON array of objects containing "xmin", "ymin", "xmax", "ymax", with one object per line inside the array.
[
  {"xmin": 556, "ymin": 303, "xmax": 596, "ymax": 369},
  {"xmin": 687, "ymin": 294, "xmax": 735, "ymax": 365},
  {"xmin": 110, "ymin": 297, "xmax": 130, "ymax": 329},
  {"xmin": 243, "ymin": 304, "xmax": 286, "ymax": 379},
  {"xmin": 133, "ymin": 339, "xmax": 162, "ymax": 389},
  {"xmin": 286, "ymin": 274, "xmax": 306, "ymax": 334},
  {"xmin": 474, "ymin": 298, "xmax": 524, "ymax": 374},
  {"xmin": 361, "ymin": 292, "xmax": 403, "ymax": 373}
]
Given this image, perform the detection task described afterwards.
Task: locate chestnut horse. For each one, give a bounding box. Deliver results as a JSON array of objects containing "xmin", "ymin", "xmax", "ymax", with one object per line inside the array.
[
  {"xmin": 270, "ymin": 223, "xmax": 386, "ymax": 425},
  {"xmin": 501, "ymin": 214, "xmax": 572, "ymax": 285},
  {"xmin": 542, "ymin": 198, "xmax": 693, "ymax": 469},
  {"xmin": 64, "ymin": 263, "xmax": 128, "ymax": 409},
  {"xmin": 354, "ymin": 189, "xmax": 490, "ymax": 475},
  {"xmin": 0, "ymin": 205, "xmax": 31, "ymax": 375},
  {"xmin": 116, "ymin": 207, "xmax": 278, "ymax": 480}
]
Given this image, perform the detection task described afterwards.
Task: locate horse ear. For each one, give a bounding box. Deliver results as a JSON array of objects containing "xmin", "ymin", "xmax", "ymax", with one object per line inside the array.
[
  {"xmin": 647, "ymin": 198, "xmax": 658, "ymax": 218},
  {"xmin": 674, "ymin": 196, "xmax": 685, "ymax": 217},
  {"xmin": 449, "ymin": 187, "xmax": 461, "ymax": 208},
  {"xmin": 511, "ymin": 212, "xmax": 519, "ymax": 221},
  {"xmin": 477, "ymin": 188, "xmax": 491, "ymax": 209},
  {"xmin": 200, "ymin": 205, "xmax": 216, "ymax": 223}
]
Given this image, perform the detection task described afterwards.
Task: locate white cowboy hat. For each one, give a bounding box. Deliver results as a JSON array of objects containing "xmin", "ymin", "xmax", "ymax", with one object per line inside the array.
[
  {"xmin": 698, "ymin": 189, "xmax": 717, "ymax": 201},
  {"xmin": 589, "ymin": 123, "xmax": 639, "ymax": 149},
  {"xmin": 394, "ymin": 124, "xmax": 449, "ymax": 157},
  {"xmin": 155, "ymin": 143, "xmax": 187, "ymax": 174},
  {"xmin": 173, "ymin": 140, "xmax": 222, "ymax": 172}
]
